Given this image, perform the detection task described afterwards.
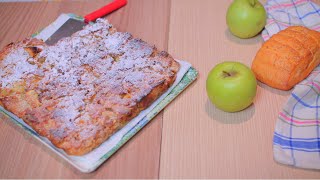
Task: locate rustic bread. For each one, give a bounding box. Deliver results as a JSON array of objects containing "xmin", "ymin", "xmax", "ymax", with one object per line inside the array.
[
  {"xmin": 251, "ymin": 26, "xmax": 320, "ymax": 90},
  {"xmin": 0, "ymin": 19, "xmax": 180, "ymax": 155}
]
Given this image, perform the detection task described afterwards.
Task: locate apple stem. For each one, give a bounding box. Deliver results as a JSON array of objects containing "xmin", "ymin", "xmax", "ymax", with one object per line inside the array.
[
  {"xmin": 223, "ymin": 71, "xmax": 232, "ymax": 77},
  {"xmin": 249, "ymin": 0, "xmax": 256, "ymax": 7}
]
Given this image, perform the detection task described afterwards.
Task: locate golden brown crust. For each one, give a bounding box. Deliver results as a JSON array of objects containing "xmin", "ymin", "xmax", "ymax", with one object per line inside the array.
[
  {"xmin": 0, "ymin": 19, "xmax": 180, "ymax": 155},
  {"xmin": 251, "ymin": 26, "xmax": 320, "ymax": 90}
]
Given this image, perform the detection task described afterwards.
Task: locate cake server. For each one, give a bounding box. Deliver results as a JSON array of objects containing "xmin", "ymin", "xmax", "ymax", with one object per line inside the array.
[{"xmin": 45, "ymin": 0, "xmax": 127, "ymax": 45}]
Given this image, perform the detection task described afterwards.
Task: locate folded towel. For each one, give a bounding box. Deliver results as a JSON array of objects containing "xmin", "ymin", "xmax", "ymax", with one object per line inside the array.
[
  {"xmin": 262, "ymin": 0, "xmax": 320, "ymax": 40},
  {"xmin": 263, "ymin": 0, "xmax": 320, "ymax": 169},
  {"xmin": 274, "ymin": 68, "xmax": 320, "ymax": 169}
]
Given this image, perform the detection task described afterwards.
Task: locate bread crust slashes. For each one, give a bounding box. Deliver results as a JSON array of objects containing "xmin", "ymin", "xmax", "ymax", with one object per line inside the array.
[
  {"xmin": 251, "ymin": 26, "xmax": 320, "ymax": 90},
  {"xmin": 0, "ymin": 19, "xmax": 180, "ymax": 155}
]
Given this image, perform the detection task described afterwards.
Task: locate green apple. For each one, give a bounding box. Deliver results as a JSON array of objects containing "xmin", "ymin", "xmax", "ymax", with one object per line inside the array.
[
  {"xmin": 206, "ymin": 61, "xmax": 257, "ymax": 112},
  {"xmin": 226, "ymin": 0, "xmax": 267, "ymax": 39}
]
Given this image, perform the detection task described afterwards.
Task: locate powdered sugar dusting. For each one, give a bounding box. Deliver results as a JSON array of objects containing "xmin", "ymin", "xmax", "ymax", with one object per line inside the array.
[
  {"xmin": 0, "ymin": 18, "xmax": 179, "ymax": 153},
  {"xmin": 0, "ymin": 44, "xmax": 39, "ymax": 88}
]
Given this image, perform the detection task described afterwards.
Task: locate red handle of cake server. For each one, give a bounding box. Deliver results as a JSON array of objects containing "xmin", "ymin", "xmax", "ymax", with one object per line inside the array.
[{"xmin": 84, "ymin": 0, "xmax": 127, "ymax": 23}]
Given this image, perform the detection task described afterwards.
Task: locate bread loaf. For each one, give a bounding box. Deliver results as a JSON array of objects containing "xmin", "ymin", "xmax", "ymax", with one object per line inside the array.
[{"xmin": 251, "ymin": 26, "xmax": 320, "ymax": 90}]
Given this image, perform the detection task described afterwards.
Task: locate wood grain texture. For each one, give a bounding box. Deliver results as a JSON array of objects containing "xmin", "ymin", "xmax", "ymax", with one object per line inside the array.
[
  {"xmin": 160, "ymin": 0, "xmax": 320, "ymax": 179},
  {"xmin": 1, "ymin": 0, "xmax": 320, "ymax": 179},
  {"xmin": 0, "ymin": 0, "xmax": 171, "ymax": 178}
]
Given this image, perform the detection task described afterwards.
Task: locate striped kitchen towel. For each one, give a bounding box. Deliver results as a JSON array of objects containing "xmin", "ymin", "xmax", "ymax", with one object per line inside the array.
[
  {"xmin": 262, "ymin": 0, "xmax": 320, "ymax": 40},
  {"xmin": 263, "ymin": 0, "xmax": 320, "ymax": 169},
  {"xmin": 274, "ymin": 67, "xmax": 320, "ymax": 169}
]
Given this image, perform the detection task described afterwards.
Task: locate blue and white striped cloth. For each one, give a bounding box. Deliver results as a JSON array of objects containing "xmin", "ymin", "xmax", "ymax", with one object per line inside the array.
[
  {"xmin": 262, "ymin": 0, "xmax": 320, "ymax": 170},
  {"xmin": 262, "ymin": 0, "xmax": 320, "ymax": 40},
  {"xmin": 273, "ymin": 67, "xmax": 320, "ymax": 169}
]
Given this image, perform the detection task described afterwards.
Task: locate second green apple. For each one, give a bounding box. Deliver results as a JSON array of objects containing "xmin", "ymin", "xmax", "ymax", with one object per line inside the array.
[
  {"xmin": 226, "ymin": 0, "xmax": 267, "ymax": 39},
  {"xmin": 206, "ymin": 62, "xmax": 257, "ymax": 112}
]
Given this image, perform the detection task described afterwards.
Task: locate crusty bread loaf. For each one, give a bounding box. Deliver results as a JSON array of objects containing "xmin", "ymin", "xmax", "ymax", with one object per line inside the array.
[
  {"xmin": 0, "ymin": 19, "xmax": 180, "ymax": 155},
  {"xmin": 251, "ymin": 26, "xmax": 320, "ymax": 90}
]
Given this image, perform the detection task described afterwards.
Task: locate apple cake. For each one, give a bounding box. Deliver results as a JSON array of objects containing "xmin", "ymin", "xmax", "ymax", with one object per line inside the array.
[{"xmin": 0, "ymin": 19, "xmax": 180, "ymax": 155}]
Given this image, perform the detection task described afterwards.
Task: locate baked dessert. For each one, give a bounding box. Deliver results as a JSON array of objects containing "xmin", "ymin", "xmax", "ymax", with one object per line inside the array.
[
  {"xmin": 0, "ymin": 19, "xmax": 180, "ymax": 155},
  {"xmin": 251, "ymin": 26, "xmax": 320, "ymax": 90}
]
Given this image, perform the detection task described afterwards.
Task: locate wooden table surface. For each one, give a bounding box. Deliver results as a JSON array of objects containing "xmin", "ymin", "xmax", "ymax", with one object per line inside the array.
[{"xmin": 0, "ymin": 0, "xmax": 320, "ymax": 178}]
